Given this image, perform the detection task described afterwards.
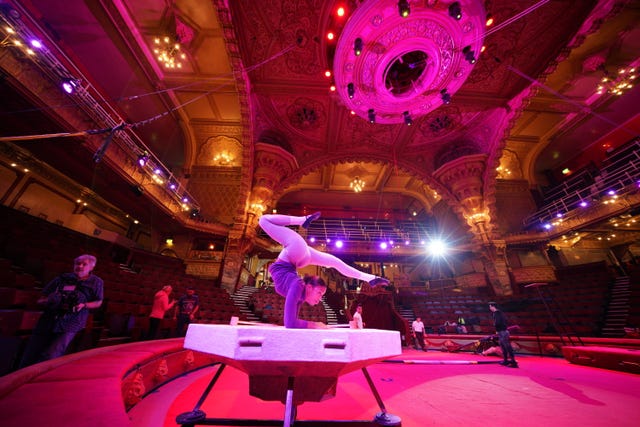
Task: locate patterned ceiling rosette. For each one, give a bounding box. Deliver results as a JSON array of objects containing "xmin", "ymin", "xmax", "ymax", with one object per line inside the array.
[{"xmin": 333, "ymin": 0, "xmax": 485, "ymax": 124}]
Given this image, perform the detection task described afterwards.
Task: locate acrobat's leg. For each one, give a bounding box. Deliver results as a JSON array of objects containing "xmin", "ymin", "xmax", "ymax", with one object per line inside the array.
[
  {"xmin": 259, "ymin": 214, "xmax": 313, "ymax": 266},
  {"xmin": 307, "ymin": 247, "xmax": 376, "ymax": 282}
]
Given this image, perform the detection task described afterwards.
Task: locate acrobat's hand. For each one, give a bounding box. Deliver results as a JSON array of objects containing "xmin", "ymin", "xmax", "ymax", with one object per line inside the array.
[{"xmin": 309, "ymin": 321, "xmax": 328, "ymax": 329}]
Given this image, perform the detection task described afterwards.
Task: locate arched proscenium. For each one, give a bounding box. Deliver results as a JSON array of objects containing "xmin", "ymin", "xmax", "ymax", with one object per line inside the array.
[{"xmin": 334, "ymin": 0, "xmax": 485, "ymax": 124}]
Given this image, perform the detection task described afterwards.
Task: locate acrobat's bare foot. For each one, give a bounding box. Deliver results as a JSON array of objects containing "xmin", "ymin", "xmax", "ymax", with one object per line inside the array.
[
  {"xmin": 302, "ymin": 211, "xmax": 321, "ymax": 229},
  {"xmin": 369, "ymin": 277, "xmax": 390, "ymax": 287}
]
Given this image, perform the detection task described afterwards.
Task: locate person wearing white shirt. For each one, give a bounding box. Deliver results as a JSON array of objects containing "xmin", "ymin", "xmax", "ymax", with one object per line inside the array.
[
  {"xmin": 352, "ymin": 304, "xmax": 364, "ymax": 329},
  {"xmin": 412, "ymin": 317, "xmax": 427, "ymax": 351}
]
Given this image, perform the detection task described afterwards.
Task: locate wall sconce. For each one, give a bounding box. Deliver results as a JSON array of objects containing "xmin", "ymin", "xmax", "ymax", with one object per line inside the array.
[{"xmin": 213, "ymin": 152, "xmax": 233, "ymax": 165}]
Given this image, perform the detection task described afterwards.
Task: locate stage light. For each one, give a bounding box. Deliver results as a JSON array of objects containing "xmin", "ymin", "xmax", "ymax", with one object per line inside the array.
[
  {"xmin": 325, "ymin": 70, "xmax": 332, "ymax": 77},
  {"xmin": 448, "ymin": 2, "xmax": 462, "ymax": 20},
  {"xmin": 462, "ymin": 46, "xmax": 476, "ymax": 64},
  {"xmin": 379, "ymin": 242, "xmax": 388, "ymax": 250},
  {"xmin": 440, "ymin": 89, "xmax": 451, "ymax": 104},
  {"xmin": 368, "ymin": 108, "xmax": 376, "ymax": 123},
  {"xmin": 61, "ymin": 78, "xmax": 78, "ymax": 94},
  {"xmin": 398, "ymin": 0, "xmax": 410, "ymax": 18},
  {"xmin": 543, "ymin": 223, "xmax": 552, "ymax": 230},
  {"xmin": 309, "ymin": 237, "xmax": 316, "ymax": 243},
  {"xmin": 336, "ymin": 7, "xmax": 346, "ymax": 17},
  {"xmin": 427, "ymin": 239, "xmax": 448, "ymax": 256},
  {"xmin": 189, "ymin": 208, "xmax": 200, "ymax": 219},
  {"xmin": 403, "ymin": 111, "xmax": 413, "ymax": 126},
  {"xmin": 335, "ymin": 240, "xmax": 344, "ymax": 248},
  {"xmin": 354, "ymin": 37, "xmax": 363, "ymax": 56},
  {"xmin": 137, "ymin": 152, "xmax": 149, "ymax": 167},
  {"xmin": 347, "ymin": 82, "xmax": 355, "ymax": 98},
  {"xmin": 405, "ymin": 240, "xmax": 410, "ymax": 245},
  {"xmin": 485, "ymin": 14, "xmax": 494, "ymax": 27},
  {"xmin": 579, "ymin": 201, "xmax": 588, "ymax": 207},
  {"xmin": 168, "ymin": 182, "xmax": 177, "ymax": 191},
  {"xmin": 30, "ymin": 39, "xmax": 43, "ymax": 49}
]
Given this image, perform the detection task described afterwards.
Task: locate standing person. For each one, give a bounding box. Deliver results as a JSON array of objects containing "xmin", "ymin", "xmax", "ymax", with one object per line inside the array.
[
  {"xmin": 352, "ymin": 304, "xmax": 364, "ymax": 329},
  {"xmin": 489, "ymin": 302, "xmax": 518, "ymax": 368},
  {"xmin": 147, "ymin": 285, "xmax": 175, "ymax": 339},
  {"xmin": 175, "ymin": 287, "xmax": 199, "ymax": 337},
  {"xmin": 412, "ymin": 317, "xmax": 427, "ymax": 351},
  {"xmin": 19, "ymin": 254, "xmax": 103, "ymax": 368},
  {"xmin": 259, "ymin": 212, "xmax": 389, "ymax": 329}
]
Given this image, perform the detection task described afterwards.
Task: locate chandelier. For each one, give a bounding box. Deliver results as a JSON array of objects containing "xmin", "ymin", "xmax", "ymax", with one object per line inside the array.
[
  {"xmin": 350, "ymin": 177, "xmax": 365, "ymax": 193},
  {"xmin": 596, "ymin": 66, "xmax": 637, "ymax": 96},
  {"xmin": 152, "ymin": 36, "xmax": 186, "ymax": 69}
]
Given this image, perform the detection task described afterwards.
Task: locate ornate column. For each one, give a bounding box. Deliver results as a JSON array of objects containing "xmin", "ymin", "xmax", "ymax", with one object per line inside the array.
[
  {"xmin": 219, "ymin": 143, "xmax": 299, "ymax": 292},
  {"xmin": 433, "ymin": 153, "xmax": 512, "ymax": 295}
]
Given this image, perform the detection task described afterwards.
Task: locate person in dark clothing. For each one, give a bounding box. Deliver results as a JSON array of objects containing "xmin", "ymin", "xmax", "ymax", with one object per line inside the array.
[
  {"xmin": 489, "ymin": 301, "xmax": 518, "ymax": 368},
  {"xmin": 19, "ymin": 254, "xmax": 104, "ymax": 368},
  {"xmin": 175, "ymin": 287, "xmax": 199, "ymax": 337}
]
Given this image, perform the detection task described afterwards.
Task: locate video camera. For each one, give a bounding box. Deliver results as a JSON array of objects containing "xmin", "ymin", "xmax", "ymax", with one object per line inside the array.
[{"xmin": 49, "ymin": 275, "xmax": 83, "ymax": 314}]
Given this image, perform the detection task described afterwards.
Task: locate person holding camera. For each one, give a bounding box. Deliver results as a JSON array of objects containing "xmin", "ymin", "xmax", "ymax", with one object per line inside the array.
[{"xmin": 19, "ymin": 254, "xmax": 104, "ymax": 368}]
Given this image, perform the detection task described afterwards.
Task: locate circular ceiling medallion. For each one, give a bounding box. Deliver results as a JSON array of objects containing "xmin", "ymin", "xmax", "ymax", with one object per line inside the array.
[{"xmin": 333, "ymin": 0, "xmax": 485, "ymax": 124}]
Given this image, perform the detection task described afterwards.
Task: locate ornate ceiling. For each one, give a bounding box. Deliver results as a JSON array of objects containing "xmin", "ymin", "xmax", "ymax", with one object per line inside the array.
[{"xmin": 0, "ymin": 0, "xmax": 639, "ymax": 244}]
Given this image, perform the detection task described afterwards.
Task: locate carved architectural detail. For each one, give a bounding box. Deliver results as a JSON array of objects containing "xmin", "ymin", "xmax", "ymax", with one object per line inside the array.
[{"xmin": 433, "ymin": 154, "xmax": 494, "ymax": 244}]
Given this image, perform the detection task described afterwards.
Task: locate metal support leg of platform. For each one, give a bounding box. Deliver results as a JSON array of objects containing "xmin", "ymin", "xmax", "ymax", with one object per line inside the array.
[
  {"xmin": 361, "ymin": 367, "xmax": 401, "ymax": 426},
  {"xmin": 176, "ymin": 363, "xmax": 401, "ymax": 426}
]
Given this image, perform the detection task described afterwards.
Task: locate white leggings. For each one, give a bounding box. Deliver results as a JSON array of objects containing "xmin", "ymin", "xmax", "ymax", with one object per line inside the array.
[{"xmin": 259, "ymin": 214, "xmax": 376, "ymax": 282}]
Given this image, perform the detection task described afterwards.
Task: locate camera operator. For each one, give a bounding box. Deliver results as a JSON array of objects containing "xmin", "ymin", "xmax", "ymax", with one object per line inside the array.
[{"xmin": 19, "ymin": 254, "xmax": 104, "ymax": 368}]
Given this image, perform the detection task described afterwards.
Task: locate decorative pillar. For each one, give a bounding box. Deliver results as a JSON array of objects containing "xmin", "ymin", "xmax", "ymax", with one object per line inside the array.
[
  {"xmin": 433, "ymin": 154, "xmax": 494, "ymax": 244},
  {"xmin": 218, "ymin": 143, "xmax": 299, "ymax": 293},
  {"xmin": 433, "ymin": 153, "xmax": 512, "ymax": 295}
]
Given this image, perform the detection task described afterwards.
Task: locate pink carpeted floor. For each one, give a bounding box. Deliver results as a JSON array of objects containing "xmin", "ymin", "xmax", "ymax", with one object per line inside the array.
[{"xmin": 129, "ymin": 348, "xmax": 640, "ymax": 427}]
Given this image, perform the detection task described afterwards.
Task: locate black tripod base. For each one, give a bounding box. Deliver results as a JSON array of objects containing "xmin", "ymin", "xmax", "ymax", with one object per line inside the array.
[
  {"xmin": 176, "ymin": 409, "xmax": 207, "ymax": 425},
  {"xmin": 373, "ymin": 412, "xmax": 401, "ymax": 426}
]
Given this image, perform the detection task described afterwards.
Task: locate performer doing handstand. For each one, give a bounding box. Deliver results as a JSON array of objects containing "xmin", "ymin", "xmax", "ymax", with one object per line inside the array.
[{"xmin": 259, "ymin": 212, "xmax": 389, "ymax": 329}]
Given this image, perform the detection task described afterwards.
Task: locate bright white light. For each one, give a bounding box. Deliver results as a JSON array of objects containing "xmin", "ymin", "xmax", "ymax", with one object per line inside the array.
[
  {"xmin": 335, "ymin": 240, "xmax": 344, "ymax": 248},
  {"xmin": 427, "ymin": 239, "xmax": 447, "ymax": 256},
  {"xmin": 379, "ymin": 242, "xmax": 388, "ymax": 250}
]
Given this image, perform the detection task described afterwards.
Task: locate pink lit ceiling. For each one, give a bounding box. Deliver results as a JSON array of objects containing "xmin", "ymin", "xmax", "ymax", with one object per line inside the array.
[{"xmin": 1, "ymin": 0, "xmax": 639, "ymax": 228}]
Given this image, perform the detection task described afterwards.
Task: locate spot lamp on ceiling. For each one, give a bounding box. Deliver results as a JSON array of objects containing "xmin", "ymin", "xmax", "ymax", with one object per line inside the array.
[
  {"xmin": 462, "ymin": 46, "xmax": 476, "ymax": 64},
  {"xmin": 61, "ymin": 78, "xmax": 79, "ymax": 94},
  {"xmin": 398, "ymin": 0, "xmax": 410, "ymax": 18},
  {"xmin": 403, "ymin": 111, "xmax": 413, "ymax": 126},
  {"xmin": 448, "ymin": 2, "xmax": 462, "ymax": 20},
  {"xmin": 368, "ymin": 108, "xmax": 376, "ymax": 123},
  {"xmin": 440, "ymin": 89, "xmax": 451, "ymax": 104},
  {"xmin": 347, "ymin": 82, "xmax": 355, "ymax": 99},
  {"xmin": 137, "ymin": 152, "xmax": 149, "ymax": 167},
  {"xmin": 354, "ymin": 38, "xmax": 363, "ymax": 56}
]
